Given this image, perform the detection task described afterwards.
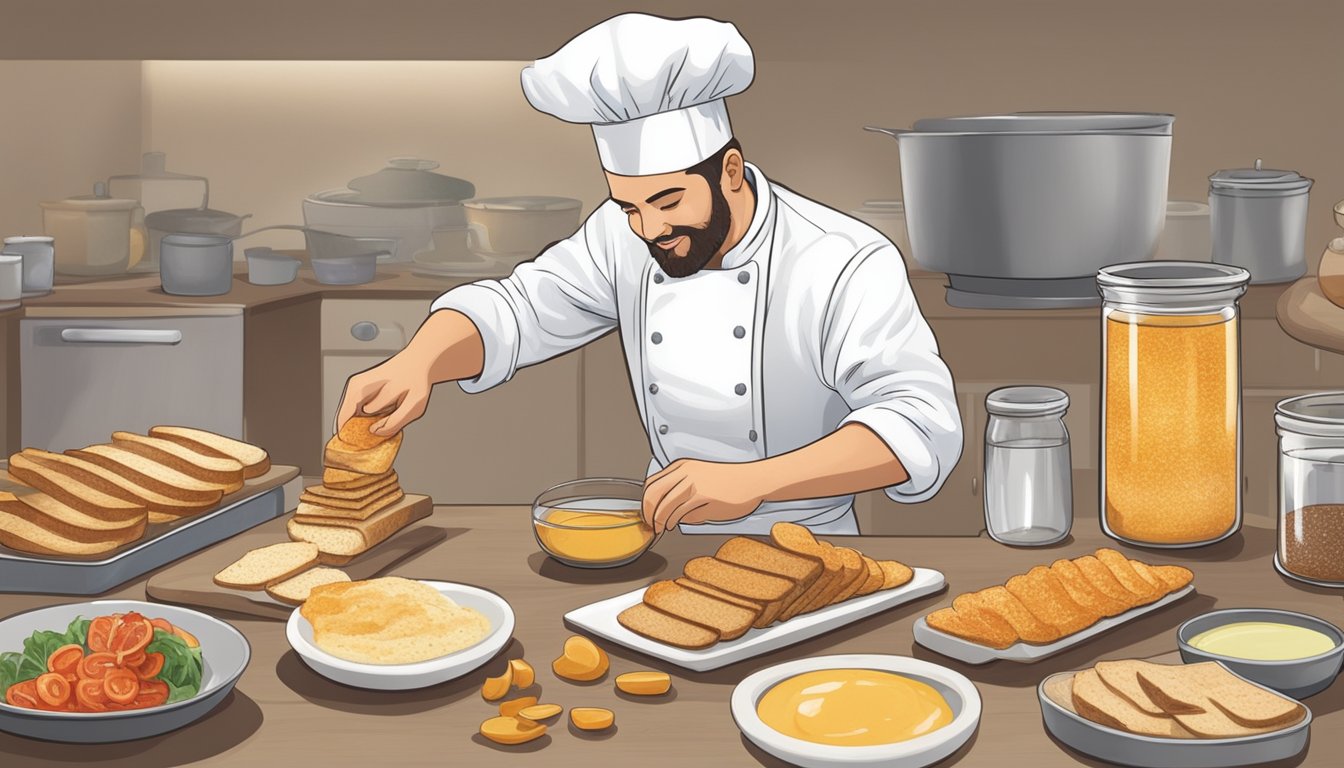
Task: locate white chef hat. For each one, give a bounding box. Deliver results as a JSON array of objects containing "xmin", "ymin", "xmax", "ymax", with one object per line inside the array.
[{"xmin": 521, "ymin": 13, "xmax": 755, "ymax": 177}]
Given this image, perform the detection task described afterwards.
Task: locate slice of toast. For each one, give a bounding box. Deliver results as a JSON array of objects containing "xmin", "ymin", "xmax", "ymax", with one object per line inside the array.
[
  {"xmin": 1071, "ymin": 669, "xmax": 1193, "ymax": 738},
  {"xmin": 1071, "ymin": 555, "xmax": 1145, "ymax": 609},
  {"xmin": 1049, "ymin": 559, "xmax": 1130, "ymax": 618},
  {"xmin": 68, "ymin": 444, "xmax": 230, "ymax": 503},
  {"xmin": 1093, "ymin": 659, "xmax": 1171, "ymax": 716},
  {"xmin": 323, "ymin": 432, "xmax": 403, "ymax": 474},
  {"xmin": 1136, "ymin": 661, "xmax": 1305, "ymax": 729},
  {"xmin": 713, "ymin": 537, "xmax": 820, "ymax": 618},
  {"xmin": 876, "ymin": 559, "xmax": 913, "ymax": 590},
  {"xmin": 287, "ymin": 497, "xmax": 429, "ymax": 558},
  {"xmin": 674, "ymin": 578, "xmax": 766, "ymax": 615},
  {"xmin": 1005, "ymin": 566, "xmax": 1100, "ymax": 636},
  {"xmin": 292, "ymin": 490, "xmax": 405, "ymax": 523},
  {"xmin": 321, "ymin": 468, "xmax": 395, "ymax": 490},
  {"xmin": 955, "ymin": 587, "xmax": 1061, "ymax": 644},
  {"xmin": 301, "ymin": 474, "xmax": 399, "ymax": 502},
  {"xmin": 298, "ymin": 486, "xmax": 403, "ymax": 512},
  {"xmin": 7, "ymin": 453, "xmax": 148, "ymax": 522},
  {"xmin": 822, "ymin": 545, "xmax": 868, "ymax": 607},
  {"xmin": 1151, "ymin": 564, "xmax": 1195, "ymax": 592},
  {"xmin": 110, "ymin": 432, "xmax": 245, "ymax": 492},
  {"xmin": 769, "ymin": 522, "xmax": 844, "ymax": 619},
  {"xmin": 853, "ymin": 556, "xmax": 886, "ymax": 597},
  {"xmin": 0, "ymin": 491, "xmax": 145, "ymax": 544},
  {"xmin": 336, "ymin": 415, "xmax": 396, "ymax": 451},
  {"xmin": 1095, "ymin": 548, "xmax": 1164, "ymax": 604},
  {"xmin": 265, "ymin": 566, "xmax": 351, "ymax": 605},
  {"xmin": 643, "ymin": 580, "xmax": 759, "ymax": 641},
  {"xmin": 148, "ymin": 425, "xmax": 270, "ymax": 479},
  {"xmin": 617, "ymin": 603, "xmax": 720, "ymax": 650},
  {"xmin": 0, "ymin": 508, "xmax": 140, "ymax": 556},
  {"xmin": 681, "ymin": 557, "xmax": 796, "ymax": 627},
  {"xmin": 925, "ymin": 607, "xmax": 1018, "ymax": 649},
  {"xmin": 22, "ymin": 448, "xmax": 218, "ymax": 518},
  {"xmin": 214, "ymin": 541, "xmax": 320, "ymax": 590}
]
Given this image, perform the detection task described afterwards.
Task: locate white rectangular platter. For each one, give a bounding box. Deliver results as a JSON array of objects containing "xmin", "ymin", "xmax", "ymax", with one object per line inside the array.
[
  {"xmin": 912, "ymin": 585, "xmax": 1196, "ymax": 665},
  {"xmin": 564, "ymin": 566, "xmax": 945, "ymax": 672}
]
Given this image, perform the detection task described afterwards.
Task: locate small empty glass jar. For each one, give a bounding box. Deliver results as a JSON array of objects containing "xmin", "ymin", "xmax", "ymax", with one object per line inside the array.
[
  {"xmin": 1275, "ymin": 393, "xmax": 1344, "ymax": 587},
  {"xmin": 983, "ymin": 386, "xmax": 1073, "ymax": 546}
]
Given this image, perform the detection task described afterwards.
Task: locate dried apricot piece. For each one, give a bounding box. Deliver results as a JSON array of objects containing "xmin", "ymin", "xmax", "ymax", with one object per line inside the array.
[
  {"xmin": 552, "ymin": 636, "xmax": 609, "ymax": 682},
  {"xmin": 498, "ymin": 696, "xmax": 538, "ymax": 717},
  {"xmin": 518, "ymin": 703, "xmax": 563, "ymax": 721},
  {"xmin": 509, "ymin": 658, "xmax": 535, "ymax": 689},
  {"xmin": 571, "ymin": 707, "xmax": 615, "ymax": 730},
  {"xmin": 480, "ymin": 716, "xmax": 545, "ymax": 745},
  {"xmin": 615, "ymin": 671, "xmax": 671, "ymax": 695},
  {"xmin": 480, "ymin": 666, "xmax": 513, "ymax": 701}
]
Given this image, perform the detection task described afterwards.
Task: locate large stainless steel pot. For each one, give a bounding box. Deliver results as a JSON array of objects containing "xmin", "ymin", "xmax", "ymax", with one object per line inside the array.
[{"xmin": 865, "ymin": 113, "xmax": 1174, "ymax": 308}]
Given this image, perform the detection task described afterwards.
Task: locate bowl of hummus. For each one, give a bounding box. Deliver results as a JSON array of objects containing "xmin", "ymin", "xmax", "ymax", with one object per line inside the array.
[{"xmin": 286, "ymin": 576, "xmax": 514, "ymax": 690}]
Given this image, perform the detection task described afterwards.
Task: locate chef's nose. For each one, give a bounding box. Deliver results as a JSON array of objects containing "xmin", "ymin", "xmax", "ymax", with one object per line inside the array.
[{"xmin": 638, "ymin": 210, "xmax": 672, "ymax": 243}]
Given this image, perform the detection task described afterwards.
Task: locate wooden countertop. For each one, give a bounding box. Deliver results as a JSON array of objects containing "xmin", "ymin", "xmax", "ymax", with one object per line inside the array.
[
  {"xmin": 1277, "ymin": 277, "xmax": 1344, "ymax": 354},
  {"xmin": 0, "ymin": 506, "xmax": 1338, "ymax": 767}
]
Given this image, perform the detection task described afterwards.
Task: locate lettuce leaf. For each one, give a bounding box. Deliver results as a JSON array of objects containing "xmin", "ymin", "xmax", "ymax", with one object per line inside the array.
[
  {"xmin": 0, "ymin": 651, "xmax": 22, "ymax": 693},
  {"xmin": 146, "ymin": 629, "xmax": 203, "ymax": 703}
]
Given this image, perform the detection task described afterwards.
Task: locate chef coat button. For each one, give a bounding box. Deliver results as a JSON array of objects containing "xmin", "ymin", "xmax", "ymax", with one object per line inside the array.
[
  {"xmin": 649, "ymin": 383, "xmax": 658, "ymax": 394},
  {"xmin": 733, "ymin": 325, "xmax": 746, "ymax": 339},
  {"xmin": 748, "ymin": 429, "xmax": 758, "ymax": 442},
  {"xmin": 735, "ymin": 383, "xmax": 747, "ymax": 396},
  {"xmin": 738, "ymin": 271, "xmax": 750, "ymax": 284},
  {"xmin": 653, "ymin": 273, "xmax": 664, "ymax": 284},
  {"xmin": 659, "ymin": 424, "xmax": 669, "ymax": 435},
  {"xmin": 651, "ymin": 331, "xmax": 663, "ymax": 344}
]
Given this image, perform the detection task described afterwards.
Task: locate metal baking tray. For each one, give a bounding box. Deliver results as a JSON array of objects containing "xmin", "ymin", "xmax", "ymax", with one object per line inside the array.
[
  {"xmin": 912, "ymin": 585, "xmax": 1195, "ymax": 664},
  {"xmin": 0, "ymin": 470, "xmax": 296, "ymax": 595},
  {"xmin": 1038, "ymin": 667, "xmax": 1311, "ymax": 767}
]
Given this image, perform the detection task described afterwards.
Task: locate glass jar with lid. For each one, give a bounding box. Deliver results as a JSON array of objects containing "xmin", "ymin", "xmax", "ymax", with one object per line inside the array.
[
  {"xmin": 1097, "ymin": 262, "xmax": 1250, "ymax": 547},
  {"xmin": 1275, "ymin": 393, "xmax": 1344, "ymax": 587},
  {"xmin": 983, "ymin": 386, "xmax": 1073, "ymax": 546}
]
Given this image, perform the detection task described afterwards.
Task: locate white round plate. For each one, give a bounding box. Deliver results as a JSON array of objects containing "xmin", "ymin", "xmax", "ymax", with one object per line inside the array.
[
  {"xmin": 0, "ymin": 600, "xmax": 250, "ymax": 743},
  {"xmin": 730, "ymin": 654, "xmax": 981, "ymax": 768},
  {"xmin": 286, "ymin": 580, "xmax": 514, "ymax": 691}
]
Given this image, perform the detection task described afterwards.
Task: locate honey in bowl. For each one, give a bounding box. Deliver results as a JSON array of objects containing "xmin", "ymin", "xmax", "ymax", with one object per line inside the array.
[
  {"xmin": 1188, "ymin": 621, "xmax": 1337, "ymax": 661},
  {"xmin": 756, "ymin": 669, "xmax": 953, "ymax": 747},
  {"xmin": 533, "ymin": 502, "xmax": 654, "ymax": 565}
]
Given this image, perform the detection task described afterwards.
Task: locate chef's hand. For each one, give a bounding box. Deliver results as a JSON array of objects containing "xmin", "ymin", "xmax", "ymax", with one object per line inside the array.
[
  {"xmin": 642, "ymin": 459, "xmax": 770, "ymax": 534},
  {"xmin": 336, "ymin": 352, "xmax": 434, "ymax": 437}
]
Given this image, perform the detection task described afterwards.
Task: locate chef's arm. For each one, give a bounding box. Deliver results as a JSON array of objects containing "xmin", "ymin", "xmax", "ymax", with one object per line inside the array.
[
  {"xmin": 752, "ymin": 423, "xmax": 910, "ymax": 502},
  {"xmin": 411, "ymin": 309, "xmax": 485, "ymax": 383}
]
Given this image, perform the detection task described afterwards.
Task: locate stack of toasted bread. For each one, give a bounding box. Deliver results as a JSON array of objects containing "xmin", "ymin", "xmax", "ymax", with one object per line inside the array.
[
  {"xmin": 925, "ymin": 548, "xmax": 1194, "ymax": 650},
  {"xmin": 0, "ymin": 427, "xmax": 269, "ymax": 556},
  {"xmin": 1045, "ymin": 659, "xmax": 1305, "ymax": 739},
  {"xmin": 616, "ymin": 522, "xmax": 915, "ymax": 649},
  {"xmin": 283, "ymin": 415, "xmax": 420, "ymax": 565}
]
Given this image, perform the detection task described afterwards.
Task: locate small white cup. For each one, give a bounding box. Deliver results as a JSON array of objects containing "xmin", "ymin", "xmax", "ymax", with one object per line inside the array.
[
  {"xmin": 0, "ymin": 254, "xmax": 22, "ymax": 301},
  {"xmin": 2, "ymin": 235, "xmax": 55, "ymax": 293}
]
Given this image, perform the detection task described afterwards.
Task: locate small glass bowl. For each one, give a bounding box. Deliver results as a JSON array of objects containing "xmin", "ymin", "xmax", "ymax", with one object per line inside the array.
[{"xmin": 531, "ymin": 478, "xmax": 655, "ymax": 569}]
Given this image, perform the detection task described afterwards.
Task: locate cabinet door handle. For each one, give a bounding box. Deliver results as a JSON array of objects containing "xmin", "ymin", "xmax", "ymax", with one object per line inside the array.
[
  {"xmin": 350, "ymin": 321, "xmax": 379, "ymax": 342},
  {"xmin": 971, "ymin": 476, "xmax": 979, "ymax": 496},
  {"xmin": 59, "ymin": 329, "xmax": 182, "ymax": 344}
]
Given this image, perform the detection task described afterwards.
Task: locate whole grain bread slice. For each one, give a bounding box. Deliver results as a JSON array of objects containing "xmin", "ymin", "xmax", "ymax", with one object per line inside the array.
[
  {"xmin": 1093, "ymin": 660, "xmax": 1171, "ymax": 716},
  {"xmin": 214, "ymin": 541, "xmax": 321, "ymax": 590},
  {"xmin": 674, "ymin": 578, "xmax": 766, "ymax": 615},
  {"xmin": 292, "ymin": 490, "xmax": 405, "ymax": 523},
  {"xmin": 769, "ymin": 522, "xmax": 844, "ymax": 619},
  {"xmin": 336, "ymin": 415, "xmax": 396, "ymax": 451},
  {"xmin": 825, "ymin": 546, "xmax": 870, "ymax": 606},
  {"xmin": 0, "ymin": 508, "xmax": 139, "ymax": 556},
  {"xmin": 22, "ymin": 448, "xmax": 219, "ymax": 517},
  {"xmin": 286, "ymin": 497, "xmax": 430, "ymax": 557},
  {"xmin": 148, "ymin": 425, "xmax": 270, "ymax": 479},
  {"xmin": 301, "ymin": 474, "xmax": 399, "ymax": 501},
  {"xmin": 1071, "ymin": 668, "xmax": 1193, "ymax": 738},
  {"xmin": 7, "ymin": 453, "xmax": 148, "ymax": 521},
  {"xmin": 1005, "ymin": 566, "xmax": 1100, "ymax": 636},
  {"xmin": 853, "ymin": 556, "xmax": 886, "ymax": 597},
  {"xmin": 876, "ymin": 559, "xmax": 914, "ymax": 590},
  {"xmin": 68, "ymin": 444, "xmax": 229, "ymax": 503},
  {"xmin": 111, "ymin": 432, "xmax": 245, "ymax": 492},
  {"xmin": 1136, "ymin": 661, "xmax": 1305, "ymax": 729},
  {"xmin": 617, "ymin": 603, "xmax": 720, "ymax": 650},
  {"xmin": 681, "ymin": 557, "xmax": 796, "ymax": 627},
  {"xmin": 298, "ymin": 485, "xmax": 403, "ymax": 511},
  {"xmin": 0, "ymin": 491, "xmax": 144, "ymax": 544},
  {"xmin": 321, "ymin": 468, "xmax": 395, "ymax": 490},
  {"xmin": 643, "ymin": 580, "xmax": 758, "ymax": 641},
  {"xmin": 265, "ymin": 566, "xmax": 350, "ymax": 605},
  {"xmin": 714, "ymin": 537, "xmax": 820, "ymax": 618}
]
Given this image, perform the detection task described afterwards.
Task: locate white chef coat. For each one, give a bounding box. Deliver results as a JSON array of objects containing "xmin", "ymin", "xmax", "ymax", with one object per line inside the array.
[{"xmin": 430, "ymin": 164, "xmax": 962, "ymax": 535}]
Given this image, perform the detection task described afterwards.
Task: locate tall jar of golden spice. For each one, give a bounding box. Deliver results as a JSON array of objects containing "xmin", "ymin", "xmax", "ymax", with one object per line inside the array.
[{"xmin": 1096, "ymin": 262, "xmax": 1250, "ymax": 547}]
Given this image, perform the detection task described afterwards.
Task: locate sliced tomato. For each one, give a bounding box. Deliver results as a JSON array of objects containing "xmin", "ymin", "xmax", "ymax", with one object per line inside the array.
[
  {"xmin": 5, "ymin": 680, "xmax": 41, "ymax": 710},
  {"xmin": 102, "ymin": 669, "xmax": 139, "ymax": 705},
  {"xmin": 74, "ymin": 677, "xmax": 108, "ymax": 711},
  {"xmin": 172, "ymin": 626, "xmax": 200, "ymax": 649},
  {"xmin": 121, "ymin": 650, "xmax": 146, "ymax": 669},
  {"xmin": 110, "ymin": 616, "xmax": 154, "ymax": 663},
  {"xmin": 87, "ymin": 615, "xmax": 119, "ymax": 653},
  {"xmin": 150, "ymin": 617, "xmax": 174, "ymax": 634},
  {"xmin": 34, "ymin": 672, "xmax": 71, "ymax": 708},
  {"xmin": 135, "ymin": 652, "xmax": 165, "ymax": 680},
  {"xmin": 79, "ymin": 651, "xmax": 118, "ymax": 679},
  {"xmin": 133, "ymin": 679, "xmax": 169, "ymax": 708},
  {"xmin": 47, "ymin": 643, "xmax": 85, "ymax": 676}
]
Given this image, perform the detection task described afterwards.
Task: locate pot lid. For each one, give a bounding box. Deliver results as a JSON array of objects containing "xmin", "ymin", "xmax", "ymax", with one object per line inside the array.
[
  {"xmin": 1209, "ymin": 159, "xmax": 1313, "ymax": 192},
  {"xmin": 347, "ymin": 158, "xmax": 475, "ymax": 204},
  {"xmin": 464, "ymin": 196, "xmax": 582, "ymax": 212},
  {"xmin": 145, "ymin": 207, "xmax": 247, "ymax": 229},
  {"xmin": 985, "ymin": 386, "xmax": 1069, "ymax": 416},
  {"xmin": 40, "ymin": 182, "xmax": 138, "ymax": 211},
  {"xmin": 910, "ymin": 112, "xmax": 1173, "ymax": 135}
]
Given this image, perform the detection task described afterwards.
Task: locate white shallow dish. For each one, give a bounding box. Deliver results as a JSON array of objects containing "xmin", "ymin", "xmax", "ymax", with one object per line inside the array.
[
  {"xmin": 913, "ymin": 585, "xmax": 1195, "ymax": 665},
  {"xmin": 286, "ymin": 580, "xmax": 514, "ymax": 690},
  {"xmin": 0, "ymin": 599, "xmax": 249, "ymax": 743},
  {"xmin": 1038, "ymin": 666, "xmax": 1311, "ymax": 767},
  {"xmin": 565, "ymin": 567, "xmax": 945, "ymax": 672},
  {"xmin": 731, "ymin": 654, "xmax": 981, "ymax": 768}
]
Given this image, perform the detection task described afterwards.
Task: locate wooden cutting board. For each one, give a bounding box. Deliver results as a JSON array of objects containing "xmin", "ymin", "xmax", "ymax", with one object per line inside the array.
[{"xmin": 145, "ymin": 494, "xmax": 446, "ymax": 619}]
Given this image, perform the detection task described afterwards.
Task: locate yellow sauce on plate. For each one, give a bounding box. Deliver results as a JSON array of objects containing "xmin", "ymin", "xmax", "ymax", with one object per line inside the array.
[
  {"xmin": 756, "ymin": 669, "xmax": 953, "ymax": 747},
  {"xmin": 1188, "ymin": 621, "xmax": 1337, "ymax": 660},
  {"xmin": 534, "ymin": 507, "xmax": 653, "ymax": 563}
]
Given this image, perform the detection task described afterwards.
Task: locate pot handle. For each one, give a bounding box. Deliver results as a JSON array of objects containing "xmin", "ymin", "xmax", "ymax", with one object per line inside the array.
[
  {"xmin": 236, "ymin": 223, "xmax": 308, "ymax": 240},
  {"xmin": 863, "ymin": 125, "xmax": 910, "ymax": 139}
]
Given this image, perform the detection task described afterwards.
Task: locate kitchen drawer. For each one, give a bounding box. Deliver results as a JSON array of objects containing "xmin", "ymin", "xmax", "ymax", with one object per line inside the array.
[
  {"xmin": 21, "ymin": 313, "xmax": 244, "ymax": 452},
  {"xmin": 582, "ymin": 332, "xmax": 651, "ymax": 478},
  {"xmin": 321, "ymin": 297, "xmax": 435, "ymax": 353}
]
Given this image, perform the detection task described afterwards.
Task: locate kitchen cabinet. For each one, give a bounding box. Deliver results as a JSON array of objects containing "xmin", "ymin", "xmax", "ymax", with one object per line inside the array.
[
  {"xmin": 320, "ymin": 298, "xmax": 582, "ymax": 504},
  {"xmin": 0, "ymin": 310, "xmax": 17, "ymax": 456},
  {"xmin": 19, "ymin": 308, "xmax": 243, "ymax": 452}
]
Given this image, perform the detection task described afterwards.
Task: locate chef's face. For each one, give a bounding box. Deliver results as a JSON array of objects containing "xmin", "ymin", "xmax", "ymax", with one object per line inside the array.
[{"xmin": 607, "ymin": 162, "xmax": 733, "ymax": 278}]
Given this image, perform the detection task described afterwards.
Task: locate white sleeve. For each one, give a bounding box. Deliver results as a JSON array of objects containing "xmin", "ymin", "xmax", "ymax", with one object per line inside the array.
[
  {"xmin": 821, "ymin": 244, "xmax": 963, "ymax": 503},
  {"xmin": 429, "ymin": 210, "xmax": 619, "ymax": 394}
]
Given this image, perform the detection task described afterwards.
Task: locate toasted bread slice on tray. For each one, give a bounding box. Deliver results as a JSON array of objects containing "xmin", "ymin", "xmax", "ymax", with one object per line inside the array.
[
  {"xmin": 302, "ymin": 474, "xmax": 399, "ymax": 502},
  {"xmin": 955, "ymin": 587, "xmax": 1062, "ymax": 644},
  {"xmin": 1135, "ymin": 661, "xmax": 1304, "ymax": 729},
  {"xmin": 681, "ymin": 557, "xmax": 796, "ymax": 627},
  {"xmin": 323, "ymin": 432, "xmax": 403, "ymax": 475},
  {"xmin": 111, "ymin": 432, "xmax": 245, "ymax": 492},
  {"xmin": 616, "ymin": 603, "xmax": 719, "ymax": 650},
  {"xmin": 321, "ymin": 468, "xmax": 395, "ymax": 490},
  {"xmin": 643, "ymin": 580, "xmax": 759, "ymax": 641},
  {"xmin": 714, "ymin": 536, "xmax": 820, "ymax": 617},
  {"xmin": 7, "ymin": 452, "xmax": 148, "ymax": 522},
  {"xmin": 769, "ymin": 523, "xmax": 845, "ymax": 619},
  {"xmin": 214, "ymin": 541, "xmax": 320, "ymax": 590},
  {"xmin": 0, "ymin": 491, "xmax": 145, "ymax": 547},
  {"xmin": 1050, "ymin": 559, "xmax": 1130, "ymax": 618},
  {"xmin": 0, "ymin": 508, "xmax": 141, "ymax": 557},
  {"xmin": 68, "ymin": 444, "xmax": 230, "ymax": 503},
  {"xmin": 293, "ymin": 490, "xmax": 405, "ymax": 523},
  {"xmin": 1071, "ymin": 555, "xmax": 1145, "ymax": 609},
  {"xmin": 1095, "ymin": 548, "xmax": 1164, "ymax": 604},
  {"xmin": 22, "ymin": 448, "xmax": 218, "ymax": 520},
  {"xmin": 1093, "ymin": 659, "xmax": 1171, "ymax": 716},
  {"xmin": 148, "ymin": 425, "xmax": 270, "ymax": 479},
  {"xmin": 1006, "ymin": 566, "xmax": 1100, "ymax": 636},
  {"xmin": 925, "ymin": 607, "xmax": 1018, "ymax": 649},
  {"xmin": 673, "ymin": 578, "xmax": 766, "ymax": 615},
  {"xmin": 1071, "ymin": 669, "xmax": 1194, "ymax": 739}
]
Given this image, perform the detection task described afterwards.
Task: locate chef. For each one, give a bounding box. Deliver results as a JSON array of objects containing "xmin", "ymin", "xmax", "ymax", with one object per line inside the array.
[{"xmin": 336, "ymin": 13, "xmax": 962, "ymax": 536}]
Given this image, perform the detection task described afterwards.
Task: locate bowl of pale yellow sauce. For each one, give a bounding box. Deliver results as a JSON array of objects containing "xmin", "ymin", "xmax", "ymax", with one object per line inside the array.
[
  {"xmin": 1178, "ymin": 608, "xmax": 1344, "ymax": 698},
  {"xmin": 532, "ymin": 478, "xmax": 657, "ymax": 568},
  {"xmin": 731, "ymin": 654, "xmax": 980, "ymax": 768}
]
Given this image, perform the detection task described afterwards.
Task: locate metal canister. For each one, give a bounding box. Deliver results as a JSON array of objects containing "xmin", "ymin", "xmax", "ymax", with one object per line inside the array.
[{"xmin": 1209, "ymin": 159, "xmax": 1313, "ymax": 284}]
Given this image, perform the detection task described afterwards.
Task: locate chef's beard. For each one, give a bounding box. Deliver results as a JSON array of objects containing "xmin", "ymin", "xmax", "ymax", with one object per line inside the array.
[{"xmin": 645, "ymin": 182, "xmax": 733, "ymax": 278}]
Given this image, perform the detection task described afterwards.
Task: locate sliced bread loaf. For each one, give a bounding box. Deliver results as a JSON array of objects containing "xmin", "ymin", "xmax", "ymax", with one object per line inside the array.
[
  {"xmin": 7, "ymin": 453, "xmax": 148, "ymax": 521},
  {"xmin": 111, "ymin": 432, "xmax": 245, "ymax": 492},
  {"xmin": 0, "ymin": 508, "xmax": 137, "ymax": 557},
  {"xmin": 287, "ymin": 496, "xmax": 429, "ymax": 558},
  {"xmin": 302, "ymin": 473, "xmax": 399, "ymax": 501},
  {"xmin": 681, "ymin": 557, "xmax": 795, "ymax": 627},
  {"xmin": 68, "ymin": 444, "xmax": 228, "ymax": 502},
  {"xmin": 22, "ymin": 448, "xmax": 219, "ymax": 517},
  {"xmin": 642, "ymin": 580, "xmax": 758, "ymax": 641},
  {"xmin": 0, "ymin": 491, "xmax": 145, "ymax": 543},
  {"xmin": 297, "ymin": 486, "xmax": 403, "ymax": 512},
  {"xmin": 214, "ymin": 541, "xmax": 320, "ymax": 590},
  {"xmin": 616, "ymin": 603, "xmax": 719, "ymax": 650},
  {"xmin": 1071, "ymin": 668, "xmax": 1192, "ymax": 738},
  {"xmin": 148, "ymin": 425, "xmax": 271, "ymax": 478},
  {"xmin": 265, "ymin": 566, "xmax": 351, "ymax": 605},
  {"xmin": 292, "ymin": 490, "xmax": 405, "ymax": 523},
  {"xmin": 713, "ymin": 537, "xmax": 820, "ymax": 618}
]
